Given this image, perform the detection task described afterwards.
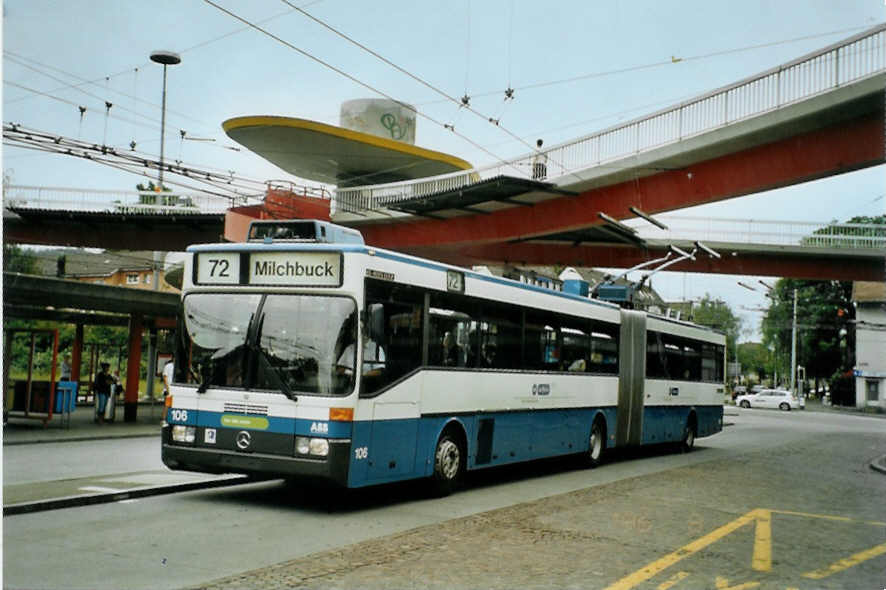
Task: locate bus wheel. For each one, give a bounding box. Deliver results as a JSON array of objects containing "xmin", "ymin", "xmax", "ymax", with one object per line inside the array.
[
  {"xmin": 431, "ymin": 433, "xmax": 464, "ymax": 496},
  {"xmin": 680, "ymin": 417, "xmax": 697, "ymax": 453},
  {"xmin": 586, "ymin": 418, "xmax": 606, "ymax": 468}
]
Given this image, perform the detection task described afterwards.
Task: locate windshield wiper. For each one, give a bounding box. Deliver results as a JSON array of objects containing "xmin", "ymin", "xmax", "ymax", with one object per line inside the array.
[
  {"xmin": 197, "ymin": 365, "xmax": 212, "ymax": 394},
  {"xmin": 252, "ymin": 313, "xmax": 297, "ymax": 401},
  {"xmin": 256, "ymin": 350, "xmax": 297, "ymax": 401}
]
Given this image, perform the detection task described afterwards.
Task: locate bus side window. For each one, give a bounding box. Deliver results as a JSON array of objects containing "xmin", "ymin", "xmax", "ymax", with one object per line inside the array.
[{"xmin": 363, "ymin": 279, "xmax": 425, "ymax": 395}]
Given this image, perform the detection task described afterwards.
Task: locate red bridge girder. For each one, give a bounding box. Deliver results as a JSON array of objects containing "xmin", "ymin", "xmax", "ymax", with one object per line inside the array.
[{"xmin": 357, "ymin": 111, "xmax": 885, "ymax": 251}]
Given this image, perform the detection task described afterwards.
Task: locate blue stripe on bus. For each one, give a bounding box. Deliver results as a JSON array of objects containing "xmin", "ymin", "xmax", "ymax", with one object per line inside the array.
[
  {"xmin": 170, "ymin": 402, "xmax": 720, "ymax": 487},
  {"xmin": 345, "ymin": 405, "xmax": 721, "ymax": 488},
  {"xmin": 347, "ymin": 407, "xmax": 620, "ymax": 488},
  {"xmin": 641, "ymin": 405, "xmax": 723, "ymax": 444}
]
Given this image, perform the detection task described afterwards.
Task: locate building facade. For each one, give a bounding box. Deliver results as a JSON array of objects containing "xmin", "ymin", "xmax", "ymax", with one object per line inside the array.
[{"xmin": 853, "ymin": 281, "xmax": 886, "ymax": 411}]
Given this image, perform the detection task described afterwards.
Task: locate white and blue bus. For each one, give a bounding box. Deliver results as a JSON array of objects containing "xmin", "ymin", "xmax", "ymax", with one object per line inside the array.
[{"xmin": 162, "ymin": 220, "xmax": 725, "ymax": 494}]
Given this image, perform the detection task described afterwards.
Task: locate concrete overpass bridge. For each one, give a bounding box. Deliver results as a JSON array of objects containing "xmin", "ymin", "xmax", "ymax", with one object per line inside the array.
[
  {"xmin": 2, "ymin": 185, "xmax": 252, "ymax": 250},
  {"xmin": 4, "ymin": 182, "xmax": 883, "ymax": 279}
]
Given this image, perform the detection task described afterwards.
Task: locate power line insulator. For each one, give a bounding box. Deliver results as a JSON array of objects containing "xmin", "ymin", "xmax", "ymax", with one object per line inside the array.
[
  {"xmin": 504, "ymin": 87, "xmax": 514, "ymax": 100},
  {"xmin": 460, "ymin": 94, "xmax": 470, "ymax": 107}
]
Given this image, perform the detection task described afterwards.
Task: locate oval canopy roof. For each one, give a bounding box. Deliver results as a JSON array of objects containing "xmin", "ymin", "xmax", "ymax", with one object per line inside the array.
[{"xmin": 223, "ymin": 116, "xmax": 472, "ymax": 187}]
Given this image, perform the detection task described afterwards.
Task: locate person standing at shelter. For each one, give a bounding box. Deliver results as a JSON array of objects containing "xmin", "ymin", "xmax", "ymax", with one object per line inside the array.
[
  {"xmin": 94, "ymin": 362, "xmax": 116, "ymax": 424},
  {"xmin": 60, "ymin": 354, "xmax": 72, "ymax": 381},
  {"xmin": 162, "ymin": 358, "xmax": 174, "ymax": 398}
]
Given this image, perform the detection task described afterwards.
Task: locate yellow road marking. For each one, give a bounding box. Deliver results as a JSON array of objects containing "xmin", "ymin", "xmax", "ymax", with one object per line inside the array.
[
  {"xmin": 605, "ymin": 508, "xmax": 885, "ymax": 590},
  {"xmin": 802, "ymin": 541, "xmax": 886, "ymax": 580},
  {"xmin": 714, "ymin": 576, "xmax": 759, "ymax": 589},
  {"xmin": 656, "ymin": 571, "xmax": 689, "ymax": 589},
  {"xmin": 603, "ymin": 509, "xmax": 764, "ymax": 590},
  {"xmin": 751, "ymin": 509, "xmax": 771, "ymax": 571},
  {"xmin": 772, "ymin": 509, "xmax": 886, "ymax": 526}
]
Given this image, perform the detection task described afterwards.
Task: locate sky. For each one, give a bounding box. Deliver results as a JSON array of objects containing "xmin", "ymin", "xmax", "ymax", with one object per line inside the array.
[{"xmin": 3, "ymin": 0, "xmax": 885, "ymax": 340}]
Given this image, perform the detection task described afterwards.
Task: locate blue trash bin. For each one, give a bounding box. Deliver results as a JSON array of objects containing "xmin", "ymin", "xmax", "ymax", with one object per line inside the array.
[{"xmin": 55, "ymin": 381, "xmax": 78, "ymax": 413}]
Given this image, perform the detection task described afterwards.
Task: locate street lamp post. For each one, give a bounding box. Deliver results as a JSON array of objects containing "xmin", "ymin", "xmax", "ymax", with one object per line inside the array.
[
  {"xmin": 149, "ymin": 50, "xmax": 181, "ymax": 191},
  {"xmin": 146, "ymin": 51, "xmax": 179, "ymax": 412}
]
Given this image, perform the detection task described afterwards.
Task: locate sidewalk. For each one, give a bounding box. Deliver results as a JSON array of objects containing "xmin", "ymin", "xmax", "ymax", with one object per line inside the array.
[
  {"xmin": 3, "ymin": 398, "xmax": 165, "ymax": 445},
  {"xmin": 3, "ymin": 400, "xmax": 250, "ymax": 515}
]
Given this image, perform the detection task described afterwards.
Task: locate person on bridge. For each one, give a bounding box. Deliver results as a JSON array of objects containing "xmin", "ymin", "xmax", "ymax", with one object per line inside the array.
[
  {"xmin": 531, "ymin": 139, "xmax": 548, "ymax": 180},
  {"xmin": 93, "ymin": 362, "xmax": 116, "ymax": 424}
]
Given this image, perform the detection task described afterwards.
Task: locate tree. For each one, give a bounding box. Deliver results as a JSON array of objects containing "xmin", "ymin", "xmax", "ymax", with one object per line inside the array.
[
  {"xmin": 737, "ymin": 342, "xmax": 773, "ymax": 382},
  {"xmin": 761, "ymin": 278, "xmax": 853, "ymax": 394},
  {"xmin": 3, "ymin": 244, "xmax": 39, "ymax": 274},
  {"xmin": 691, "ymin": 294, "xmax": 742, "ymax": 353}
]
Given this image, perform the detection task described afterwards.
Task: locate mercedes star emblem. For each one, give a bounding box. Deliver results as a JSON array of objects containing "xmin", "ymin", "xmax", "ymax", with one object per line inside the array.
[{"xmin": 235, "ymin": 430, "xmax": 252, "ymax": 450}]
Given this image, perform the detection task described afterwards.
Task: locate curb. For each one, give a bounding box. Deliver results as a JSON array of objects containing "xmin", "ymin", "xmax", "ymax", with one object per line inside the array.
[
  {"xmin": 3, "ymin": 432, "xmax": 160, "ymax": 446},
  {"xmin": 870, "ymin": 455, "xmax": 886, "ymax": 476},
  {"xmin": 3, "ymin": 474, "xmax": 254, "ymax": 516}
]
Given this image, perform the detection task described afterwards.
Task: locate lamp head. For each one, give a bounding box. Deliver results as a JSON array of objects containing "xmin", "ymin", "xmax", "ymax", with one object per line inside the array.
[{"xmin": 150, "ymin": 50, "xmax": 181, "ymax": 66}]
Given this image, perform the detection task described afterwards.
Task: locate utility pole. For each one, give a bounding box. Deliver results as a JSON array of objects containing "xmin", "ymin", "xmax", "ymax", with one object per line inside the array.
[{"xmin": 790, "ymin": 288, "xmax": 798, "ymax": 395}]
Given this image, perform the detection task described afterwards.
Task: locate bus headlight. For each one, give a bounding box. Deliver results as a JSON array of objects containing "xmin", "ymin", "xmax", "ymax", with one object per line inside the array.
[
  {"xmin": 309, "ymin": 438, "xmax": 329, "ymax": 457},
  {"xmin": 172, "ymin": 425, "xmax": 196, "ymax": 443},
  {"xmin": 295, "ymin": 436, "xmax": 329, "ymax": 457}
]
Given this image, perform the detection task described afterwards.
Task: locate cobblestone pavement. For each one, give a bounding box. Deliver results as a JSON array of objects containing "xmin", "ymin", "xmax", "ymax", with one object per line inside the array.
[{"xmin": 190, "ymin": 432, "xmax": 886, "ymax": 590}]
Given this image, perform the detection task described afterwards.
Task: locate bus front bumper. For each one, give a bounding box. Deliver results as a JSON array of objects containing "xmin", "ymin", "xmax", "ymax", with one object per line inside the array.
[{"xmin": 162, "ymin": 439, "xmax": 351, "ymax": 486}]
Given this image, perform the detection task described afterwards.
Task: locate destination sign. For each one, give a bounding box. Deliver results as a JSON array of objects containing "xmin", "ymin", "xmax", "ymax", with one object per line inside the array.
[
  {"xmin": 248, "ymin": 251, "xmax": 342, "ymax": 286},
  {"xmin": 195, "ymin": 251, "xmax": 342, "ymax": 286}
]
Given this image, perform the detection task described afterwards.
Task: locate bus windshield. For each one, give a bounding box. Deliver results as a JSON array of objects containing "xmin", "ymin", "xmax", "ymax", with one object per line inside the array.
[{"xmin": 182, "ymin": 293, "xmax": 357, "ymax": 396}]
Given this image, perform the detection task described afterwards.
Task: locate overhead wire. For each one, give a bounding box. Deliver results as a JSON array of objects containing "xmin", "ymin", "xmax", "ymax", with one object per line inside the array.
[
  {"xmin": 280, "ymin": 0, "xmax": 544, "ymax": 158},
  {"xmin": 3, "ymin": 53, "xmax": 224, "ymax": 148},
  {"xmin": 416, "ymin": 24, "xmax": 873, "ymax": 106},
  {"xmin": 4, "ymin": 52, "xmax": 198, "ymax": 129},
  {"xmin": 4, "ymin": 79, "xmax": 165, "ymax": 136},
  {"xmin": 206, "ymin": 0, "xmax": 521, "ymax": 175},
  {"xmin": 3, "ymin": 123, "xmax": 270, "ymax": 198}
]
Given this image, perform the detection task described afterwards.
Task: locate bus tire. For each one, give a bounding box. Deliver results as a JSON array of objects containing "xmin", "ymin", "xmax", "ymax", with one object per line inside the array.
[
  {"xmin": 431, "ymin": 432, "xmax": 464, "ymax": 496},
  {"xmin": 680, "ymin": 415, "xmax": 697, "ymax": 453},
  {"xmin": 585, "ymin": 417, "xmax": 606, "ymax": 468}
]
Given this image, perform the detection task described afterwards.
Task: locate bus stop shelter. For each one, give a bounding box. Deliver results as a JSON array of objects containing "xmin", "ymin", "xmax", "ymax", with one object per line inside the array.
[{"xmin": 3, "ymin": 272, "xmax": 180, "ymax": 422}]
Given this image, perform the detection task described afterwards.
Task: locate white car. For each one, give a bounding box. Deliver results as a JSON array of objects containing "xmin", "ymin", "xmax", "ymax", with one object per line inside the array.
[{"xmin": 735, "ymin": 389, "xmax": 800, "ymax": 411}]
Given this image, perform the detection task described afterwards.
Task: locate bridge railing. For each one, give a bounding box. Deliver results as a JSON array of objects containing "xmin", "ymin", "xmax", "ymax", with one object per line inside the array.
[
  {"xmin": 631, "ymin": 216, "xmax": 886, "ymax": 250},
  {"xmin": 2, "ymin": 185, "xmax": 258, "ymax": 214},
  {"xmin": 334, "ymin": 24, "xmax": 886, "ymax": 214}
]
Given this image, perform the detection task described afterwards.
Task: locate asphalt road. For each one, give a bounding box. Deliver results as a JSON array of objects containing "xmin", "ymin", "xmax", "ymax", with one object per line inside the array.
[{"xmin": 3, "ymin": 408, "xmax": 884, "ymax": 590}]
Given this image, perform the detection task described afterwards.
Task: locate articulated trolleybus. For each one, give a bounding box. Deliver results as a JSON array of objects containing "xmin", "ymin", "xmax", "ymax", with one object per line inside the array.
[{"xmin": 162, "ymin": 220, "xmax": 725, "ymax": 494}]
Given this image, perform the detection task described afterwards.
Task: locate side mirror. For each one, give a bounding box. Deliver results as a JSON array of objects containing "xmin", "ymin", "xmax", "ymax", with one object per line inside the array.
[{"xmin": 367, "ymin": 303, "xmax": 385, "ymax": 342}]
